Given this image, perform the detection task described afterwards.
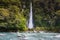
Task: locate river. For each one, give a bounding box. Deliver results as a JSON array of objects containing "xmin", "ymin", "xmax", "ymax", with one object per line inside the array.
[{"xmin": 0, "ymin": 32, "xmax": 60, "ymax": 40}]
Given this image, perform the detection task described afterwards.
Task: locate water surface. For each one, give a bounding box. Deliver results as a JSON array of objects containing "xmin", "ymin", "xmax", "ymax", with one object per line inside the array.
[{"xmin": 0, "ymin": 32, "xmax": 60, "ymax": 40}]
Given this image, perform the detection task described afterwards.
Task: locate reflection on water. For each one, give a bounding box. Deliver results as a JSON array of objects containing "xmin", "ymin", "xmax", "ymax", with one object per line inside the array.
[{"xmin": 0, "ymin": 32, "xmax": 60, "ymax": 40}]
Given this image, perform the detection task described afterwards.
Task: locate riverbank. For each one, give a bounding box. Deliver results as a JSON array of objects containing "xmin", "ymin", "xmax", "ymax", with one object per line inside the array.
[{"xmin": 0, "ymin": 27, "xmax": 60, "ymax": 33}]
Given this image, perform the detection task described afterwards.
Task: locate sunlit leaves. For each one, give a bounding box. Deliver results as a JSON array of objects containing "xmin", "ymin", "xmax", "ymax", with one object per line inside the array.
[
  {"xmin": 56, "ymin": 0, "xmax": 60, "ymax": 2},
  {"xmin": 56, "ymin": 10, "xmax": 60, "ymax": 15},
  {"xmin": 1, "ymin": 0, "xmax": 20, "ymax": 3},
  {"xmin": 0, "ymin": 8, "xmax": 9, "ymax": 16}
]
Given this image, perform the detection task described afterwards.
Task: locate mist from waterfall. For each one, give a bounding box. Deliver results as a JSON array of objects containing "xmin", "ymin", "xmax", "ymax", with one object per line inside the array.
[{"xmin": 28, "ymin": 2, "xmax": 33, "ymax": 29}]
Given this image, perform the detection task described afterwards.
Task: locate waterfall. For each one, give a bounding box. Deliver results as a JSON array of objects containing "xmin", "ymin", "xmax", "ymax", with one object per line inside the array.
[{"xmin": 28, "ymin": 2, "xmax": 33, "ymax": 29}]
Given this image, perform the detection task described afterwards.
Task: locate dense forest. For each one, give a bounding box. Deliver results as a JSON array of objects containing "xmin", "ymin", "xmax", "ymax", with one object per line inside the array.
[{"xmin": 0, "ymin": 0, "xmax": 60, "ymax": 32}]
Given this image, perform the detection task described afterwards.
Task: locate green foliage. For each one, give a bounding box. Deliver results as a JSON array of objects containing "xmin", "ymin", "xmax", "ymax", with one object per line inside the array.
[
  {"xmin": 0, "ymin": 8, "xmax": 9, "ymax": 16},
  {"xmin": 35, "ymin": 27, "xmax": 40, "ymax": 31},
  {"xmin": 0, "ymin": 0, "xmax": 20, "ymax": 3},
  {"xmin": 56, "ymin": 10, "xmax": 60, "ymax": 15},
  {"xmin": 56, "ymin": 0, "xmax": 60, "ymax": 2},
  {"xmin": 0, "ymin": 0, "xmax": 60, "ymax": 32},
  {"xmin": 0, "ymin": 0, "xmax": 27, "ymax": 31}
]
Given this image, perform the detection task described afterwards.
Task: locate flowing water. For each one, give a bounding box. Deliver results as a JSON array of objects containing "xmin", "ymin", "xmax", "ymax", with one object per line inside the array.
[
  {"xmin": 0, "ymin": 32, "xmax": 60, "ymax": 40},
  {"xmin": 28, "ymin": 2, "xmax": 33, "ymax": 29},
  {"xmin": 0, "ymin": 2, "xmax": 59, "ymax": 40}
]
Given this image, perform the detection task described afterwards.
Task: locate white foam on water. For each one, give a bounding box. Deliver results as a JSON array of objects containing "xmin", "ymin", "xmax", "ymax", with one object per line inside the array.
[
  {"xmin": 0, "ymin": 33, "xmax": 6, "ymax": 36},
  {"xmin": 55, "ymin": 34, "xmax": 60, "ymax": 38},
  {"xmin": 10, "ymin": 39, "xmax": 12, "ymax": 40}
]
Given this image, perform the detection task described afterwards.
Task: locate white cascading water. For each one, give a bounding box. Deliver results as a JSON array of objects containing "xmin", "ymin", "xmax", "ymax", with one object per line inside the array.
[{"xmin": 28, "ymin": 2, "xmax": 33, "ymax": 29}]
